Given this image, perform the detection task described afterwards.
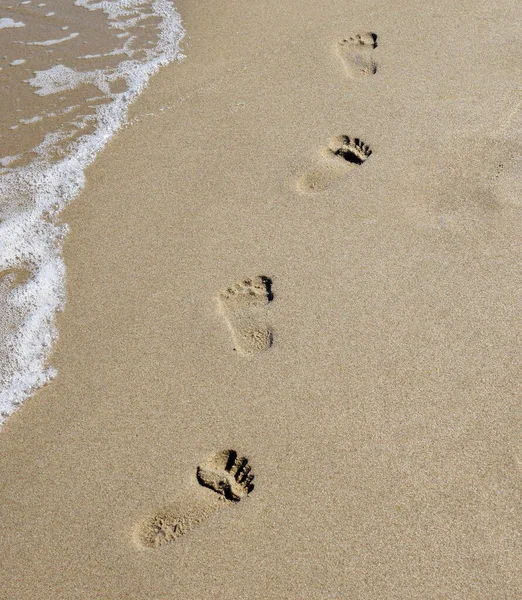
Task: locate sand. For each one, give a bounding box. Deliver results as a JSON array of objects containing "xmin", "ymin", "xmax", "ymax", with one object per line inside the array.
[{"xmin": 1, "ymin": 0, "xmax": 521, "ymax": 598}]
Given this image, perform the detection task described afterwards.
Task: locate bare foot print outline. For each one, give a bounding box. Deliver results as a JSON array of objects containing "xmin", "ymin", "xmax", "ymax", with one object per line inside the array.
[
  {"xmin": 218, "ymin": 275, "xmax": 274, "ymax": 355},
  {"xmin": 298, "ymin": 135, "xmax": 372, "ymax": 193},
  {"xmin": 134, "ymin": 450, "xmax": 255, "ymax": 548},
  {"xmin": 337, "ymin": 32, "xmax": 378, "ymax": 79}
]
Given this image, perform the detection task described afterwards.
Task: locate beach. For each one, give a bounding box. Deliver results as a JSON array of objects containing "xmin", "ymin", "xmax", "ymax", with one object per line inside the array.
[{"xmin": 0, "ymin": 0, "xmax": 521, "ymax": 598}]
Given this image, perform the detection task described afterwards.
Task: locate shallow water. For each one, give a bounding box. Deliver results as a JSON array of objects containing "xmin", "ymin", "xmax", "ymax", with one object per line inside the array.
[{"xmin": 0, "ymin": 0, "xmax": 184, "ymax": 423}]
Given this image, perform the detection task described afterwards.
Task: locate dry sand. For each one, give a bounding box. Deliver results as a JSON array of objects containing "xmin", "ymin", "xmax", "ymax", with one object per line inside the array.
[{"xmin": 1, "ymin": 0, "xmax": 521, "ymax": 598}]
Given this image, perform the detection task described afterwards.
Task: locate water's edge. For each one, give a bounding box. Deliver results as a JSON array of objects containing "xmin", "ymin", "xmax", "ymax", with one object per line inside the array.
[{"xmin": 0, "ymin": 1, "xmax": 185, "ymax": 424}]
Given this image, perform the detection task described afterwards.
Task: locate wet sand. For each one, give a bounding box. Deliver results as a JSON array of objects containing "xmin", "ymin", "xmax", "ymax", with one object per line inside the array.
[{"xmin": 0, "ymin": 0, "xmax": 520, "ymax": 598}]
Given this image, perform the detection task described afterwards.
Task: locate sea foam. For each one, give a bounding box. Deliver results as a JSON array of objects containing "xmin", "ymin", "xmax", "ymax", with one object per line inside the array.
[
  {"xmin": 0, "ymin": 18, "xmax": 25, "ymax": 29},
  {"xmin": 0, "ymin": 0, "xmax": 184, "ymax": 424}
]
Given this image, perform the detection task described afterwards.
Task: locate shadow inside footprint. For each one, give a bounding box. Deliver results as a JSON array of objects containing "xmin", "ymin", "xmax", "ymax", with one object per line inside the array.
[
  {"xmin": 329, "ymin": 135, "xmax": 372, "ymax": 165},
  {"xmin": 345, "ymin": 32, "xmax": 378, "ymax": 48},
  {"xmin": 262, "ymin": 276, "xmax": 274, "ymax": 302},
  {"xmin": 197, "ymin": 449, "xmax": 255, "ymax": 501}
]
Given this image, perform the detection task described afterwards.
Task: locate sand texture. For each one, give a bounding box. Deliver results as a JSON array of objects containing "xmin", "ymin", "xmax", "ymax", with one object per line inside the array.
[{"xmin": 0, "ymin": 0, "xmax": 521, "ymax": 598}]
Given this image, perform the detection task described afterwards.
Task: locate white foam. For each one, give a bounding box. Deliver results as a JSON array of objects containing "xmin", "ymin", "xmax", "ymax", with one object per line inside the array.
[
  {"xmin": 27, "ymin": 32, "xmax": 79, "ymax": 46},
  {"xmin": 19, "ymin": 116, "xmax": 43, "ymax": 124},
  {"xmin": 26, "ymin": 64, "xmax": 112, "ymax": 95},
  {"xmin": 0, "ymin": 155, "xmax": 22, "ymax": 167},
  {"xmin": 0, "ymin": 0, "xmax": 185, "ymax": 424},
  {"xmin": 0, "ymin": 18, "xmax": 25, "ymax": 29}
]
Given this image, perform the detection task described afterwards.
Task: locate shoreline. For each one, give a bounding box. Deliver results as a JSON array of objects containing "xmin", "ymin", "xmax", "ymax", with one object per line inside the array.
[{"xmin": 0, "ymin": 0, "xmax": 185, "ymax": 422}]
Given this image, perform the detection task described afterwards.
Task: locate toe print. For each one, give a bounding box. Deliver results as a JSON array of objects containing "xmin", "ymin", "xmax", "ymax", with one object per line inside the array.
[
  {"xmin": 197, "ymin": 449, "xmax": 255, "ymax": 501},
  {"xmin": 328, "ymin": 136, "xmax": 372, "ymax": 165}
]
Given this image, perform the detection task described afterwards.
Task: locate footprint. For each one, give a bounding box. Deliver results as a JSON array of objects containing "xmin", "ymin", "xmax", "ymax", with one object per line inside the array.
[
  {"xmin": 337, "ymin": 32, "xmax": 378, "ymax": 79},
  {"xmin": 134, "ymin": 450, "xmax": 254, "ymax": 548},
  {"xmin": 218, "ymin": 275, "xmax": 274, "ymax": 355},
  {"xmin": 298, "ymin": 135, "xmax": 372, "ymax": 193}
]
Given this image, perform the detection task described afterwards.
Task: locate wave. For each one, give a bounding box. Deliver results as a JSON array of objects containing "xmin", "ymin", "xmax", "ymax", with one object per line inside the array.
[{"xmin": 0, "ymin": 0, "xmax": 184, "ymax": 424}]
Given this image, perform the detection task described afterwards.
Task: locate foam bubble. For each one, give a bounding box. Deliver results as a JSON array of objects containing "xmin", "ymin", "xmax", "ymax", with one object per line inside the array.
[
  {"xmin": 0, "ymin": 18, "xmax": 26, "ymax": 29},
  {"xmin": 27, "ymin": 32, "xmax": 79, "ymax": 46}
]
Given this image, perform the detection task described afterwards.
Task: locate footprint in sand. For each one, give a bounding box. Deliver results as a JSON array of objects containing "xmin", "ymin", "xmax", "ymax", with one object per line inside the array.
[
  {"xmin": 298, "ymin": 135, "xmax": 372, "ymax": 193},
  {"xmin": 134, "ymin": 450, "xmax": 255, "ymax": 548},
  {"xmin": 218, "ymin": 275, "xmax": 274, "ymax": 355},
  {"xmin": 337, "ymin": 32, "xmax": 378, "ymax": 79}
]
